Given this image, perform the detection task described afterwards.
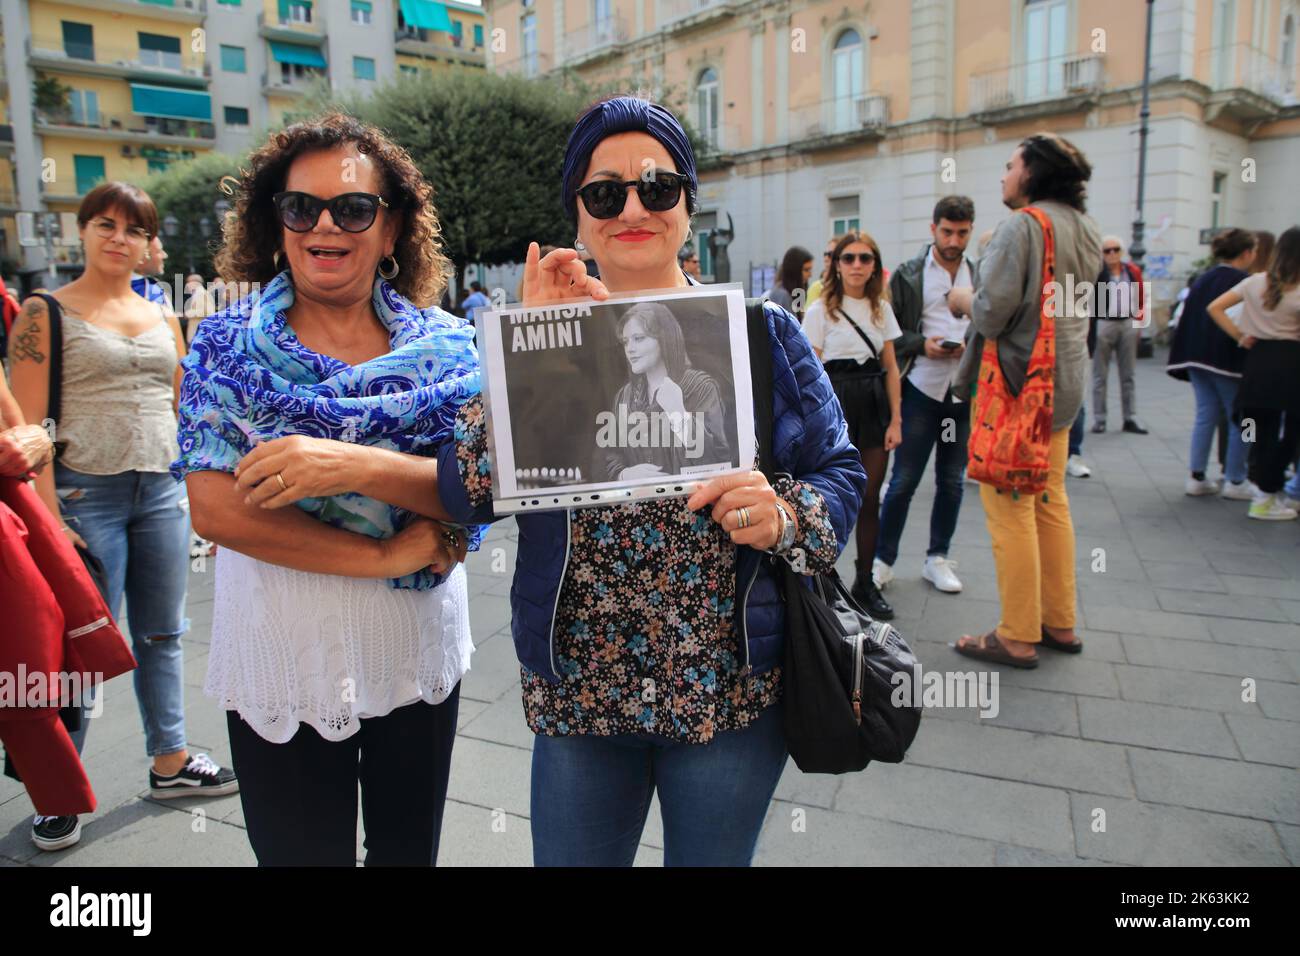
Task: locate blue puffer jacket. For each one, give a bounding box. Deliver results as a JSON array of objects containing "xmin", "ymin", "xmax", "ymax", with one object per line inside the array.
[{"xmin": 437, "ymin": 299, "xmax": 867, "ymax": 681}]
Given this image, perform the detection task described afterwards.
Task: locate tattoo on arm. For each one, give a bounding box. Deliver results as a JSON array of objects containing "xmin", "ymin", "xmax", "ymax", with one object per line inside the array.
[{"xmin": 12, "ymin": 301, "xmax": 46, "ymax": 364}]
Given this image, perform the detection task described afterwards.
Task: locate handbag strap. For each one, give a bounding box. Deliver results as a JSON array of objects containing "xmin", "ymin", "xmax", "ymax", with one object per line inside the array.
[
  {"xmin": 746, "ymin": 298, "xmax": 776, "ymax": 480},
  {"xmin": 832, "ymin": 306, "xmax": 881, "ymax": 361}
]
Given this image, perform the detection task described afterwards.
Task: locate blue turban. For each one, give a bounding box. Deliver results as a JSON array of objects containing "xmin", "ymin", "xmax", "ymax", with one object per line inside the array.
[{"xmin": 561, "ymin": 96, "xmax": 698, "ymax": 223}]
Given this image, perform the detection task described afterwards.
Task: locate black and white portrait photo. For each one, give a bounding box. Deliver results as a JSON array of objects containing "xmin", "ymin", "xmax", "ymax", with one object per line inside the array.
[{"xmin": 476, "ymin": 284, "xmax": 754, "ymax": 513}]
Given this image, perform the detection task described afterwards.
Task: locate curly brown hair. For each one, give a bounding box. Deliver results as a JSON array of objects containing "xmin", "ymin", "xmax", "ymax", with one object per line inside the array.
[
  {"xmin": 822, "ymin": 231, "xmax": 889, "ymax": 326},
  {"xmin": 213, "ymin": 111, "xmax": 450, "ymax": 306}
]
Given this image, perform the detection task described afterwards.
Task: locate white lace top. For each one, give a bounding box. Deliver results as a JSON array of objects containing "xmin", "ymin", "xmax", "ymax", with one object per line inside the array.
[{"xmin": 206, "ymin": 548, "xmax": 473, "ymax": 744}]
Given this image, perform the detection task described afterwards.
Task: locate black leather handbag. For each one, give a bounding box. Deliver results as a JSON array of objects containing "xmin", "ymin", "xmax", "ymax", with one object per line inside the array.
[{"xmin": 747, "ymin": 301, "xmax": 923, "ymax": 774}]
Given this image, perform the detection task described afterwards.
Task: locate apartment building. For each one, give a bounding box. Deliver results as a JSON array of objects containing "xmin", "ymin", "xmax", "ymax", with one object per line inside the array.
[
  {"xmin": 482, "ymin": 0, "xmax": 1299, "ymax": 310},
  {"xmin": 0, "ymin": 0, "xmax": 485, "ymax": 276}
]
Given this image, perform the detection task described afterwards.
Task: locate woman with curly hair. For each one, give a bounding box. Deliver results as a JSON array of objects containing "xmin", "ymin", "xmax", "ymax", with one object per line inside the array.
[{"xmin": 174, "ymin": 112, "xmax": 481, "ymax": 866}]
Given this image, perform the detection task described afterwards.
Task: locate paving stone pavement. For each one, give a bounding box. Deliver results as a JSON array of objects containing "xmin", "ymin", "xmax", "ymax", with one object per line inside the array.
[{"xmin": 2, "ymin": 350, "xmax": 1296, "ymax": 866}]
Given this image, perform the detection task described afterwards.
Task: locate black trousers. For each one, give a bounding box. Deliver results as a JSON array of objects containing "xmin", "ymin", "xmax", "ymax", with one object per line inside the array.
[
  {"xmin": 1244, "ymin": 407, "xmax": 1300, "ymax": 494},
  {"xmin": 226, "ymin": 686, "xmax": 461, "ymax": 866}
]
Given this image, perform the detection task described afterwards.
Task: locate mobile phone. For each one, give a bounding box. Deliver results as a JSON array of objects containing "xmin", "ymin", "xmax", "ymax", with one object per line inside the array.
[{"xmin": 940, "ymin": 339, "xmax": 963, "ymax": 350}]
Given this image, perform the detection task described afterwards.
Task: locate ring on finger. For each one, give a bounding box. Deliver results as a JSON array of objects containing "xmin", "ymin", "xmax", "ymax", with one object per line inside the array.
[
  {"xmin": 275, "ymin": 472, "xmax": 288, "ymax": 493},
  {"xmin": 736, "ymin": 506, "xmax": 750, "ymax": 529}
]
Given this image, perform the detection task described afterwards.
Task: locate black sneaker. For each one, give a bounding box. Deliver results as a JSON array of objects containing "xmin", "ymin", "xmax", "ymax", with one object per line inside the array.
[
  {"xmin": 32, "ymin": 814, "xmax": 81, "ymax": 852},
  {"xmin": 1122, "ymin": 418, "xmax": 1149, "ymax": 435},
  {"xmin": 149, "ymin": 753, "xmax": 239, "ymax": 799},
  {"xmin": 851, "ymin": 576, "xmax": 896, "ymax": 621}
]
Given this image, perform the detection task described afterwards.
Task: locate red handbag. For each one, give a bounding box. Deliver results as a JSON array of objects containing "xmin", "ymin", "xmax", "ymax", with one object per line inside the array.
[{"xmin": 967, "ymin": 206, "xmax": 1057, "ymax": 495}]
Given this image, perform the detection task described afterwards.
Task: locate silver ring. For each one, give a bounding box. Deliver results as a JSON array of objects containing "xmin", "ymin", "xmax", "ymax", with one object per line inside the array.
[{"xmin": 737, "ymin": 506, "xmax": 750, "ymax": 529}]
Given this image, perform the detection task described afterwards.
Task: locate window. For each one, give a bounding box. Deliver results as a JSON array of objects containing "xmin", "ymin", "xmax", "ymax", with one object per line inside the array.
[
  {"xmin": 696, "ymin": 67, "xmax": 719, "ymax": 148},
  {"xmin": 216, "ymin": 0, "xmax": 241, "ymax": 5},
  {"xmin": 351, "ymin": 0, "xmax": 372, "ymax": 25},
  {"xmin": 451, "ymin": 20, "xmax": 463, "ymax": 46},
  {"xmin": 1211, "ymin": 171, "xmax": 1227, "ymax": 228},
  {"xmin": 220, "ymin": 45, "xmax": 246, "ymax": 73},
  {"xmin": 1023, "ymin": 0, "xmax": 1067, "ymax": 100},
  {"xmin": 474, "ymin": 24, "xmax": 484, "ymax": 47},
  {"xmin": 147, "ymin": 159, "xmax": 169, "ymax": 175},
  {"xmin": 61, "ymin": 21, "xmax": 94, "ymax": 61},
  {"xmin": 353, "ymin": 56, "xmax": 376, "ymax": 81},
  {"xmin": 399, "ymin": 64, "xmax": 420, "ymax": 76},
  {"xmin": 289, "ymin": 0, "xmax": 312, "ymax": 24},
  {"xmin": 68, "ymin": 89, "xmax": 100, "ymax": 126},
  {"xmin": 521, "ymin": 13, "xmax": 537, "ymax": 74},
  {"xmin": 138, "ymin": 33, "xmax": 183, "ymax": 71},
  {"xmin": 829, "ymin": 195, "xmax": 860, "ymax": 237},
  {"xmin": 224, "ymin": 105, "xmax": 250, "ymax": 126},
  {"xmin": 595, "ymin": 0, "xmax": 612, "ymax": 27},
  {"xmin": 694, "ymin": 211, "xmax": 716, "ymax": 277},
  {"xmin": 73, "ymin": 155, "xmax": 106, "ymax": 194},
  {"xmin": 1283, "ymin": 14, "xmax": 1297, "ymax": 77},
  {"xmin": 831, "ymin": 29, "xmax": 864, "ymax": 131},
  {"xmin": 1210, "ymin": 0, "xmax": 1235, "ymax": 88}
]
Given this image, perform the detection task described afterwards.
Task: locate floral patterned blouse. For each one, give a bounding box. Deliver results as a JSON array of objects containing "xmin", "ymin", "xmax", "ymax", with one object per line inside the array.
[{"xmin": 455, "ymin": 394, "xmax": 840, "ymax": 744}]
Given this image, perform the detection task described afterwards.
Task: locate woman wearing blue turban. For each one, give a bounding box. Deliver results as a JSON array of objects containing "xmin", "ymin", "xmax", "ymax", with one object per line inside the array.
[{"xmin": 438, "ymin": 96, "xmax": 865, "ymax": 866}]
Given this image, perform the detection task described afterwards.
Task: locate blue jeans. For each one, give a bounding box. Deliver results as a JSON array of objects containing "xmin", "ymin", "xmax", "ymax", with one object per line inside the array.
[
  {"xmin": 56, "ymin": 464, "xmax": 191, "ymax": 757},
  {"xmin": 530, "ymin": 701, "xmax": 788, "ymax": 866},
  {"xmin": 1069, "ymin": 405, "xmax": 1086, "ymax": 457},
  {"xmin": 1187, "ymin": 369, "xmax": 1248, "ymax": 483},
  {"xmin": 875, "ymin": 379, "xmax": 970, "ymax": 567}
]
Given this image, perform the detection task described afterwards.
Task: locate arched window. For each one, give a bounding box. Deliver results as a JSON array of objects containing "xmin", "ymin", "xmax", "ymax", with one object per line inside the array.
[
  {"xmin": 696, "ymin": 67, "xmax": 719, "ymax": 148},
  {"xmin": 832, "ymin": 29, "xmax": 864, "ymax": 131}
]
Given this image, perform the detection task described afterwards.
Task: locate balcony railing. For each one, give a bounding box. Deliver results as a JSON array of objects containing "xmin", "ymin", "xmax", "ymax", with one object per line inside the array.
[
  {"xmin": 1197, "ymin": 43, "xmax": 1296, "ymax": 105},
  {"xmin": 562, "ymin": 14, "xmax": 629, "ymax": 62},
  {"xmin": 658, "ymin": 0, "xmax": 739, "ymax": 31},
  {"xmin": 35, "ymin": 108, "xmax": 215, "ymax": 141},
  {"xmin": 494, "ymin": 50, "xmax": 552, "ymax": 78},
  {"xmin": 790, "ymin": 93, "xmax": 890, "ymax": 141},
  {"xmin": 969, "ymin": 52, "xmax": 1105, "ymax": 114},
  {"xmin": 394, "ymin": 27, "xmax": 484, "ymax": 57},
  {"xmin": 261, "ymin": 70, "xmax": 325, "ymax": 94},
  {"xmin": 28, "ymin": 36, "xmax": 208, "ymax": 79},
  {"xmin": 257, "ymin": 11, "xmax": 327, "ymax": 39}
]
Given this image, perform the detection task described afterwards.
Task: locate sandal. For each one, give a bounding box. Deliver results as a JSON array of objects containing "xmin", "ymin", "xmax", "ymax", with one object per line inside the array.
[
  {"xmin": 1040, "ymin": 626, "xmax": 1083, "ymax": 654},
  {"xmin": 955, "ymin": 631, "xmax": 1039, "ymax": 669}
]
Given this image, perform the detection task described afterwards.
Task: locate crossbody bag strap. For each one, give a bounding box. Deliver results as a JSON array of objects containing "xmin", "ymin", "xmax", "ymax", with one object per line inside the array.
[
  {"xmin": 746, "ymin": 298, "xmax": 775, "ymax": 481},
  {"xmin": 31, "ymin": 292, "xmax": 64, "ymax": 429},
  {"xmin": 833, "ymin": 307, "xmax": 881, "ymax": 360}
]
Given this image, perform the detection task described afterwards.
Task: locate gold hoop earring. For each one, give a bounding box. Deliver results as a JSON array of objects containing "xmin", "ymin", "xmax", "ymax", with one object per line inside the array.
[{"xmin": 378, "ymin": 255, "xmax": 399, "ymax": 280}]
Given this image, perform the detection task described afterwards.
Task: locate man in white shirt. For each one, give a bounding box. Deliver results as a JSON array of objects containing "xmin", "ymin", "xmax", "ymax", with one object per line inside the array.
[{"xmin": 874, "ymin": 196, "xmax": 976, "ymax": 596}]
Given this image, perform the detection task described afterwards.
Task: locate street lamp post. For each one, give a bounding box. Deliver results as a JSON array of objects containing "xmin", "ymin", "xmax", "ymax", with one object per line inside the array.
[{"xmin": 1130, "ymin": 0, "xmax": 1155, "ymax": 271}]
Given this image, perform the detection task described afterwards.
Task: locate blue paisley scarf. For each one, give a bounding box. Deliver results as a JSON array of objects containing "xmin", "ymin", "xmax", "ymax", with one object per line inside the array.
[{"xmin": 171, "ymin": 270, "xmax": 483, "ymax": 589}]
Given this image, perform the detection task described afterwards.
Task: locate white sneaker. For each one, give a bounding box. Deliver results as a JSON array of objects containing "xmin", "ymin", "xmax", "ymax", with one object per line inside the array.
[
  {"xmin": 1066, "ymin": 455, "xmax": 1092, "ymax": 478},
  {"xmin": 872, "ymin": 558, "xmax": 894, "ymax": 590},
  {"xmin": 1221, "ymin": 480, "xmax": 1260, "ymax": 501},
  {"xmin": 1248, "ymin": 494, "xmax": 1298, "ymax": 521},
  {"xmin": 922, "ymin": 555, "xmax": 963, "ymax": 593},
  {"xmin": 1185, "ymin": 476, "xmax": 1222, "ymax": 496}
]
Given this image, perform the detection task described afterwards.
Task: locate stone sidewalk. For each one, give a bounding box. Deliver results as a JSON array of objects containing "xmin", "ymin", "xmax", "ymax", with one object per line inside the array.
[{"xmin": 2, "ymin": 351, "xmax": 1297, "ymax": 866}]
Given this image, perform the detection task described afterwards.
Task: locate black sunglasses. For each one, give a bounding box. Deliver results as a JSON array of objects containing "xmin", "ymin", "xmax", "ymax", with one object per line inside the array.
[
  {"xmin": 575, "ymin": 171, "xmax": 689, "ymax": 219},
  {"xmin": 1103, "ymin": 246, "xmax": 1122, "ymax": 253},
  {"xmin": 272, "ymin": 191, "xmax": 390, "ymax": 233},
  {"xmin": 837, "ymin": 252, "xmax": 875, "ymax": 265}
]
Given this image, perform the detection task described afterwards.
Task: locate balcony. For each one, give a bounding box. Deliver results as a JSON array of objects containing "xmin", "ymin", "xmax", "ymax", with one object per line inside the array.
[
  {"xmin": 27, "ymin": 36, "xmax": 210, "ymax": 87},
  {"xmin": 968, "ymin": 52, "xmax": 1105, "ymax": 121},
  {"xmin": 28, "ymin": 0, "xmax": 206, "ymax": 24},
  {"xmin": 394, "ymin": 28, "xmax": 485, "ymax": 65},
  {"xmin": 261, "ymin": 69, "xmax": 325, "ymax": 97},
  {"xmin": 561, "ymin": 14, "xmax": 630, "ymax": 67},
  {"xmin": 34, "ymin": 108, "xmax": 216, "ymax": 146},
  {"xmin": 258, "ymin": 11, "xmax": 327, "ymax": 45},
  {"xmin": 1197, "ymin": 44, "xmax": 1297, "ymax": 121},
  {"xmin": 656, "ymin": 0, "xmax": 740, "ymax": 36},
  {"xmin": 790, "ymin": 93, "xmax": 889, "ymax": 149},
  {"xmin": 493, "ymin": 50, "xmax": 552, "ymax": 78}
]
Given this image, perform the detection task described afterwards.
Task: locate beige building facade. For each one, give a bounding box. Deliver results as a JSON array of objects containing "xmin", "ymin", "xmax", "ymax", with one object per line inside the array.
[{"xmin": 483, "ymin": 0, "xmax": 1299, "ymax": 311}]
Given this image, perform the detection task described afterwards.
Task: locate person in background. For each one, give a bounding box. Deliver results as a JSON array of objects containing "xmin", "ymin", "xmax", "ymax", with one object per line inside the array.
[
  {"xmin": 803, "ymin": 231, "xmax": 903, "ymax": 619},
  {"xmin": 462, "ymin": 280, "xmax": 491, "ymax": 316},
  {"xmin": 1091, "ymin": 236, "xmax": 1148, "ymax": 435},
  {"xmin": 874, "ymin": 195, "xmax": 976, "ymax": 600},
  {"xmin": 949, "ymin": 131, "xmax": 1100, "ymax": 668},
  {"xmin": 806, "ymin": 237, "xmax": 840, "ymax": 307},
  {"xmin": 1205, "ymin": 225, "xmax": 1300, "ymax": 520},
  {"xmin": 768, "ymin": 246, "xmax": 813, "ymax": 320},
  {"xmin": 1250, "ymin": 231, "xmax": 1276, "ymax": 275},
  {"xmin": 1166, "ymin": 227, "xmax": 1258, "ymax": 499},
  {"xmin": 9, "ymin": 182, "xmax": 236, "ymax": 853},
  {"xmin": 678, "ymin": 248, "xmax": 701, "ymax": 280},
  {"xmin": 131, "ymin": 234, "xmax": 173, "ymax": 309}
]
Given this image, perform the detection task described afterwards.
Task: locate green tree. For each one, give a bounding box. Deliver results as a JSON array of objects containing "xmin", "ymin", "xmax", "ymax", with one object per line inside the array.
[{"xmin": 142, "ymin": 151, "xmax": 246, "ymax": 279}]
